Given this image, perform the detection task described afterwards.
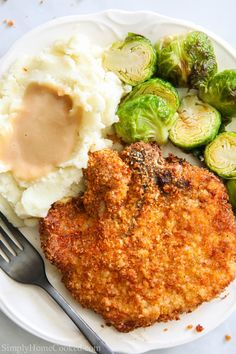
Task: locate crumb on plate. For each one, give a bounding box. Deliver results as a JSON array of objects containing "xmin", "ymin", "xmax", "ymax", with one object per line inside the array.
[
  {"xmin": 3, "ymin": 19, "xmax": 15, "ymax": 27},
  {"xmin": 186, "ymin": 325, "xmax": 193, "ymax": 330},
  {"xmin": 225, "ymin": 335, "xmax": 231, "ymax": 342},
  {"xmin": 196, "ymin": 324, "xmax": 204, "ymax": 333},
  {"xmin": 220, "ymin": 293, "xmax": 229, "ymax": 300},
  {"xmin": 163, "ymin": 328, "xmax": 168, "ymax": 332}
]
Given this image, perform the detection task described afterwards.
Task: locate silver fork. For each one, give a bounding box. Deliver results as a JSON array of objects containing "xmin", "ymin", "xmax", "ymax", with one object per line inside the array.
[{"xmin": 0, "ymin": 211, "xmax": 113, "ymax": 354}]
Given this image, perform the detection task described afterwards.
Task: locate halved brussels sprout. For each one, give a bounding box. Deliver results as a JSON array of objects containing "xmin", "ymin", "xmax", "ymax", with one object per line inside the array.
[
  {"xmin": 169, "ymin": 95, "xmax": 221, "ymax": 149},
  {"xmin": 115, "ymin": 94, "xmax": 177, "ymax": 145},
  {"xmin": 156, "ymin": 31, "xmax": 217, "ymax": 89},
  {"xmin": 103, "ymin": 33, "xmax": 157, "ymax": 86},
  {"xmin": 199, "ymin": 70, "xmax": 236, "ymax": 117},
  {"xmin": 227, "ymin": 180, "xmax": 236, "ymax": 209},
  {"xmin": 205, "ymin": 132, "xmax": 236, "ymax": 178},
  {"xmin": 122, "ymin": 78, "xmax": 180, "ymax": 111}
]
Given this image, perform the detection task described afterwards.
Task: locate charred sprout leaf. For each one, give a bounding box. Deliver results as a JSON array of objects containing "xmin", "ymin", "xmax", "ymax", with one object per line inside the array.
[
  {"xmin": 115, "ymin": 94, "xmax": 177, "ymax": 145},
  {"xmin": 190, "ymin": 146, "xmax": 205, "ymax": 162},
  {"xmin": 219, "ymin": 116, "xmax": 233, "ymax": 133},
  {"xmin": 227, "ymin": 180, "xmax": 236, "ymax": 210},
  {"xmin": 205, "ymin": 132, "xmax": 236, "ymax": 178},
  {"xmin": 199, "ymin": 70, "xmax": 236, "ymax": 117},
  {"xmin": 184, "ymin": 32, "xmax": 217, "ymax": 88},
  {"xmin": 103, "ymin": 33, "xmax": 157, "ymax": 86},
  {"xmin": 169, "ymin": 95, "xmax": 221, "ymax": 149},
  {"xmin": 122, "ymin": 78, "xmax": 180, "ymax": 111},
  {"xmin": 156, "ymin": 31, "xmax": 217, "ymax": 89}
]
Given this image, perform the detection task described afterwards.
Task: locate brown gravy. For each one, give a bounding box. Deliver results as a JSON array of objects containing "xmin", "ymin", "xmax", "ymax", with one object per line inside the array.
[{"xmin": 0, "ymin": 84, "xmax": 81, "ymax": 180}]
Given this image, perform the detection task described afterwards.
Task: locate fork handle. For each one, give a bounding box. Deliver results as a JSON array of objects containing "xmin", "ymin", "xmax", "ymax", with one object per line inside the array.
[{"xmin": 38, "ymin": 278, "xmax": 114, "ymax": 354}]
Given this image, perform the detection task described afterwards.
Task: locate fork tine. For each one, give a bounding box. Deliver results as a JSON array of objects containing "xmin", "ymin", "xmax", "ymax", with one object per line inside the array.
[
  {"xmin": 0, "ymin": 221, "xmax": 23, "ymax": 250},
  {"xmin": 0, "ymin": 234, "xmax": 16, "ymax": 256},
  {"xmin": 0, "ymin": 211, "xmax": 28, "ymax": 247},
  {"xmin": 0, "ymin": 224, "xmax": 21, "ymax": 254},
  {"xmin": 0, "ymin": 237, "xmax": 14, "ymax": 260},
  {"xmin": 0, "ymin": 248, "xmax": 10, "ymax": 262}
]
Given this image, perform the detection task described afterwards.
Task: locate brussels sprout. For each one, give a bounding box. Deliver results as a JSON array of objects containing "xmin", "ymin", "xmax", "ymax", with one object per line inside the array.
[
  {"xmin": 103, "ymin": 33, "xmax": 157, "ymax": 86},
  {"xmin": 122, "ymin": 78, "xmax": 180, "ymax": 111},
  {"xmin": 205, "ymin": 132, "xmax": 236, "ymax": 178},
  {"xmin": 115, "ymin": 94, "xmax": 177, "ymax": 145},
  {"xmin": 227, "ymin": 180, "xmax": 236, "ymax": 209},
  {"xmin": 156, "ymin": 31, "xmax": 217, "ymax": 88},
  {"xmin": 169, "ymin": 95, "xmax": 221, "ymax": 149},
  {"xmin": 199, "ymin": 70, "xmax": 236, "ymax": 117}
]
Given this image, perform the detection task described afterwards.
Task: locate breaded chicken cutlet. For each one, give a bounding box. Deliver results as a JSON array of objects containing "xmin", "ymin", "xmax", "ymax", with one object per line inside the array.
[{"xmin": 40, "ymin": 142, "xmax": 236, "ymax": 332}]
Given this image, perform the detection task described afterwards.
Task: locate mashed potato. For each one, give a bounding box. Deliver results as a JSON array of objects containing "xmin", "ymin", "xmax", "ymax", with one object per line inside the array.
[{"xmin": 0, "ymin": 35, "xmax": 127, "ymax": 225}]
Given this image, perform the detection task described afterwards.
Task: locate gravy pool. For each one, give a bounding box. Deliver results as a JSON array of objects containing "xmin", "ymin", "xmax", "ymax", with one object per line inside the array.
[{"xmin": 0, "ymin": 84, "xmax": 81, "ymax": 180}]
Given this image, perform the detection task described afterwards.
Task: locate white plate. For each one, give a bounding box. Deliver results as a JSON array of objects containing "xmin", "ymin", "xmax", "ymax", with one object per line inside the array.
[{"xmin": 1, "ymin": 10, "xmax": 236, "ymax": 353}]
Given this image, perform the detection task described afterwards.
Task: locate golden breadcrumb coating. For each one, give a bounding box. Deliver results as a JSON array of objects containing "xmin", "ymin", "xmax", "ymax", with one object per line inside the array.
[{"xmin": 40, "ymin": 142, "xmax": 236, "ymax": 332}]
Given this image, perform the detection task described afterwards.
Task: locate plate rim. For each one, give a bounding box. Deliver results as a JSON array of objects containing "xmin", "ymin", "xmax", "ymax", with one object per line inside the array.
[
  {"xmin": 2, "ymin": 288, "xmax": 236, "ymax": 352},
  {"xmin": 0, "ymin": 9, "xmax": 236, "ymax": 353}
]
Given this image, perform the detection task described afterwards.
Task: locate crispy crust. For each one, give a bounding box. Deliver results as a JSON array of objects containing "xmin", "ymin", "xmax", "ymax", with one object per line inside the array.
[{"xmin": 40, "ymin": 142, "xmax": 236, "ymax": 332}]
